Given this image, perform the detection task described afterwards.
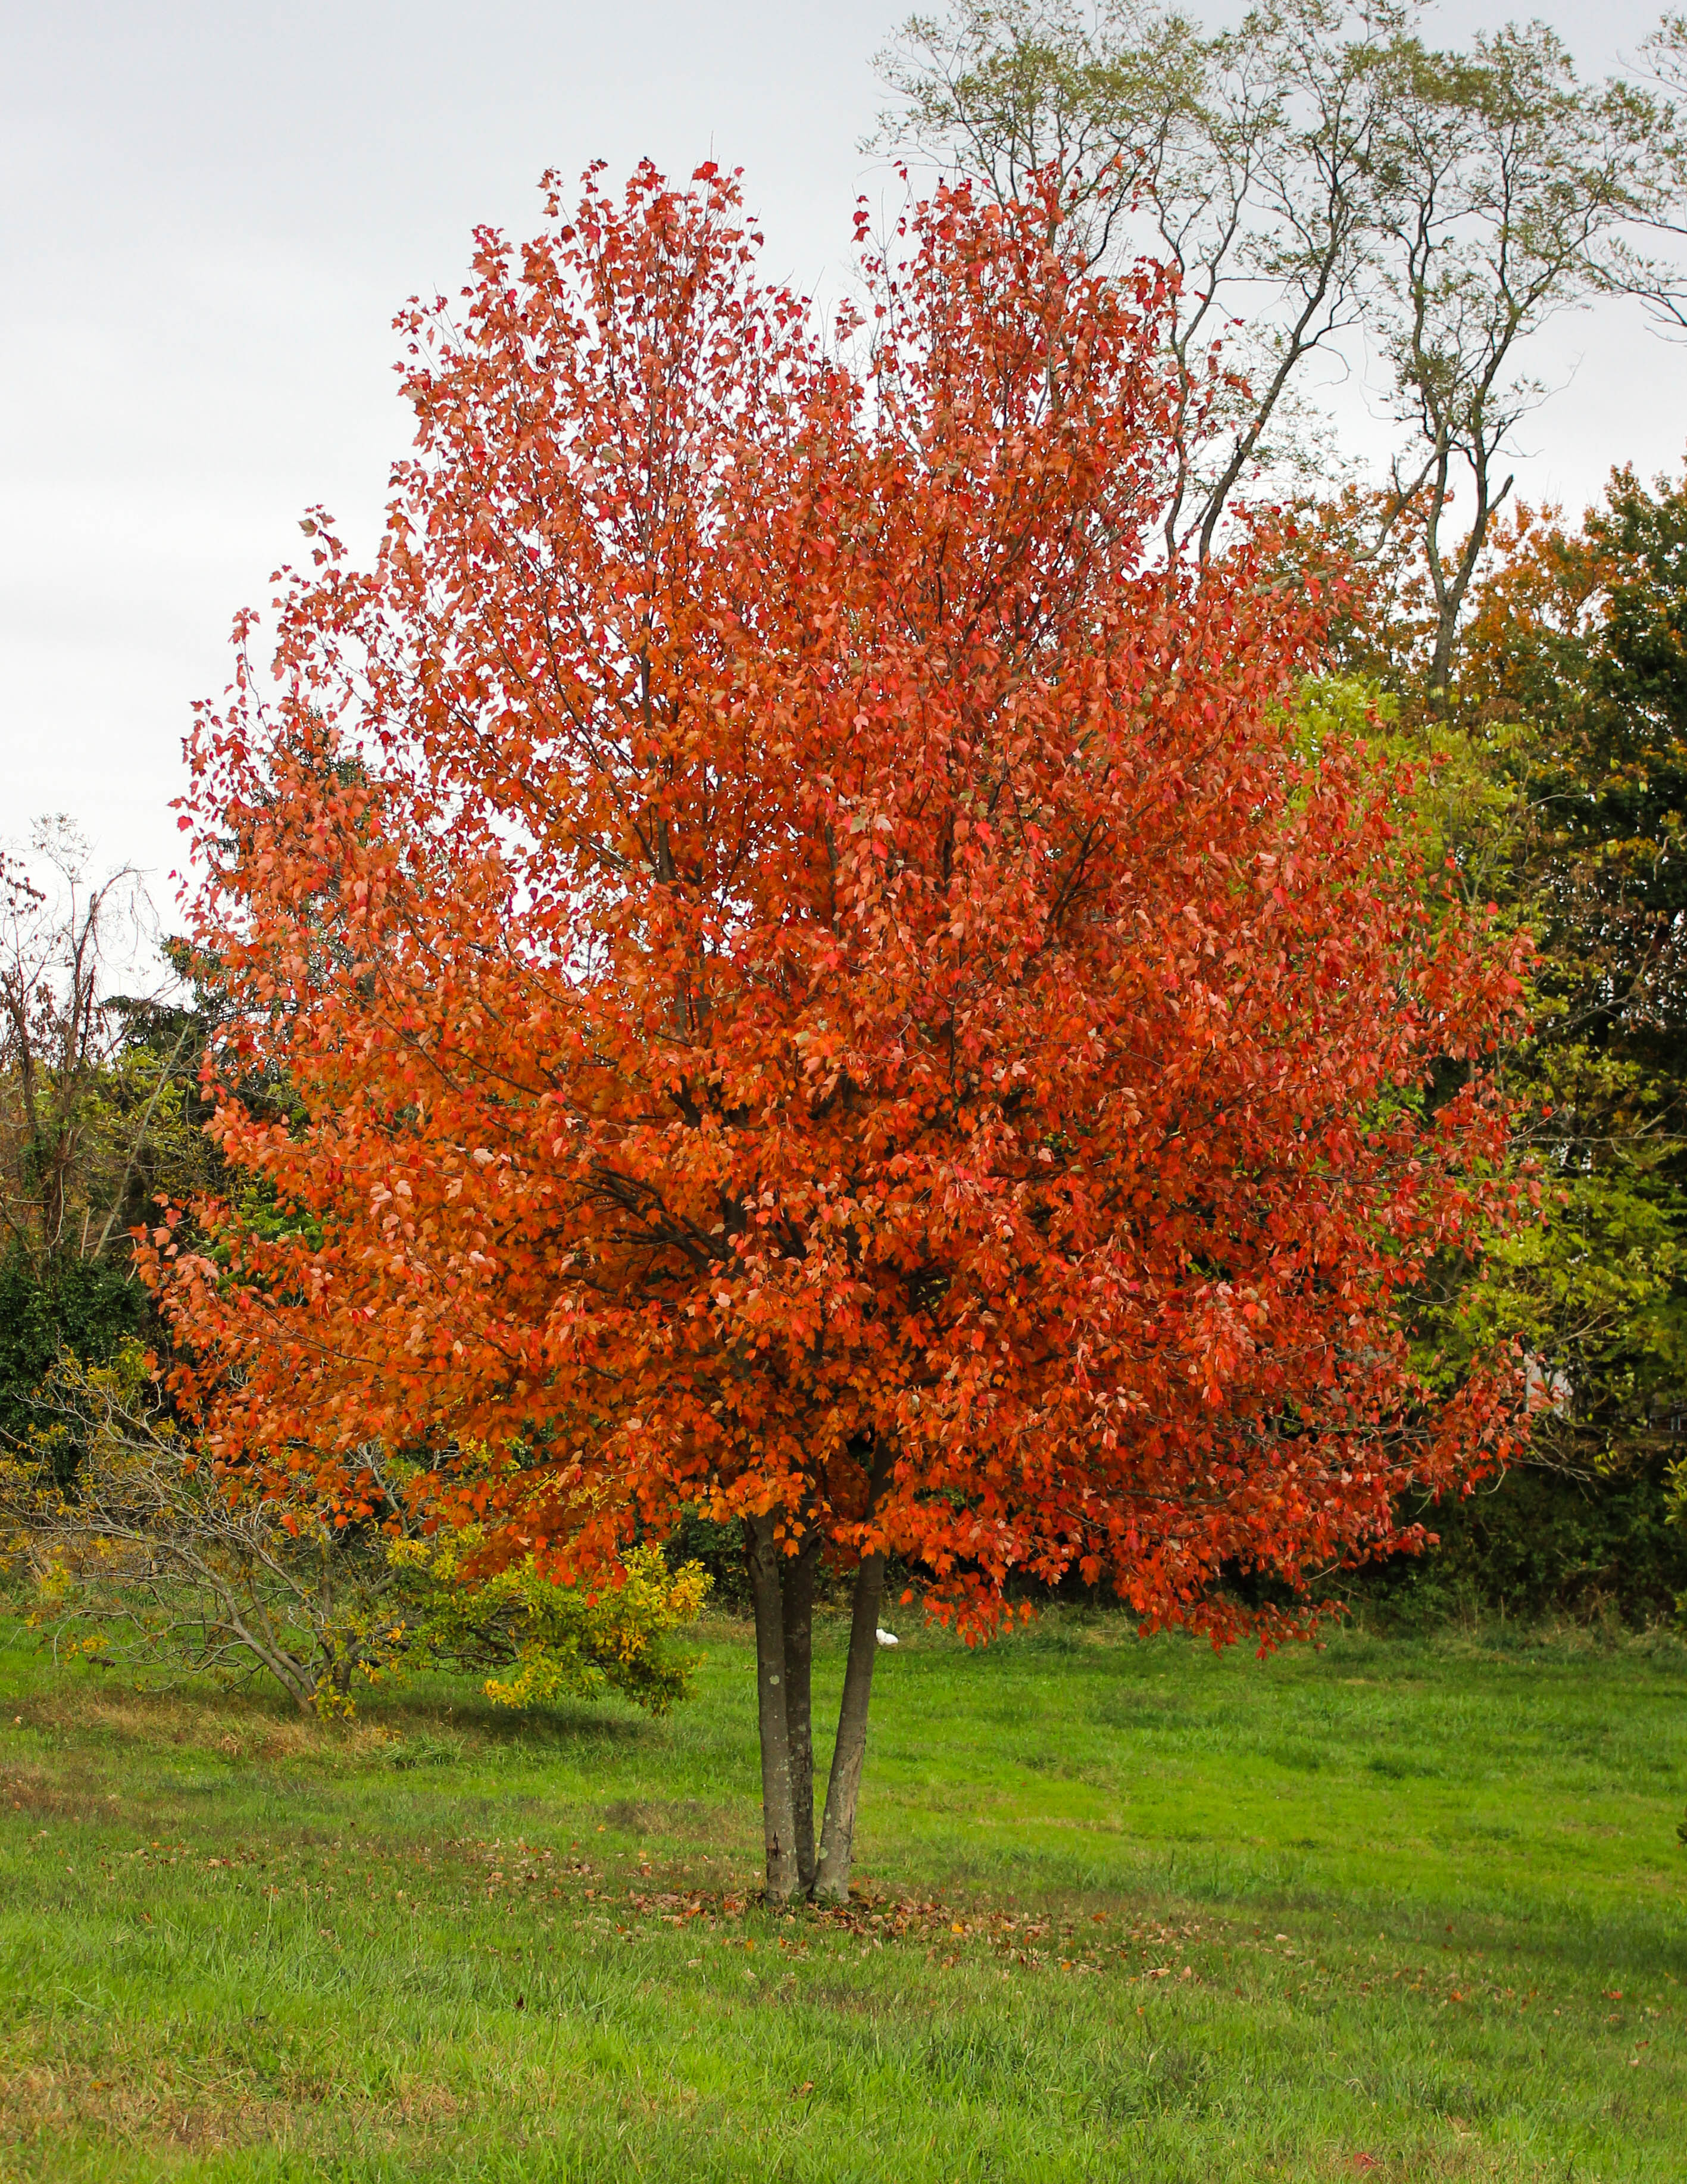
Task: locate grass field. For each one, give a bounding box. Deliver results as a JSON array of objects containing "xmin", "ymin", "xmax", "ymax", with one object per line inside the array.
[{"xmin": 1, "ymin": 1605, "xmax": 1683, "ymax": 2182}]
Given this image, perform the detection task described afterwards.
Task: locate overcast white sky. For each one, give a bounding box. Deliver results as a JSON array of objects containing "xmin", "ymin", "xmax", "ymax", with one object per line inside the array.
[{"xmin": 3, "ymin": 0, "xmax": 1683, "ymax": 907}]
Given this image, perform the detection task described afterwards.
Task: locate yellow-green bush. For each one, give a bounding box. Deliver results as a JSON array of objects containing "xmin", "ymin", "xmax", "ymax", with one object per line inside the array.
[{"xmin": 1, "ymin": 1346, "xmax": 708, "ymax": 1719}]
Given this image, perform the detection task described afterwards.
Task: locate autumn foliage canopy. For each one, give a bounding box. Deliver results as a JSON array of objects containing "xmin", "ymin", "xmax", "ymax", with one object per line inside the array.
[{"xmin": 148, "ymin": 160, "xmax": 1527, "ymax": 1892}]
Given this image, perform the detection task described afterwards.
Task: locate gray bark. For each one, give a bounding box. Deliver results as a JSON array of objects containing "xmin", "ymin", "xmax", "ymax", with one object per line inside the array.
[
  {"xmin": 746, "ymin": 1510, "xmax": 801, "ymax": 1902},
  {"xmin": 814, "ymin": 1522, "xmax": 889, "ymax": 1904}
]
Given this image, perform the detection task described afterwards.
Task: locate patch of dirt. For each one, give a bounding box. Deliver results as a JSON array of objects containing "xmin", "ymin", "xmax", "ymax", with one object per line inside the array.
[
  {"xmin": 0, "ymin": 2049, "xmax": 463, "ymax": 2158},
  {"xmin": 599, "ymin": 1796, "xmax": 731, "ymax": 1839},
  {"xmin": 0, "ymin": 1764, "xmax": 118, "ymax": 1824},
  {"xmin": 1313, "ymin": 2141, "xmax": 1521, "ymax": 2181},
  {"xmin": 0, "ymin": 2056, "xmax": 293, "ymax": 2154},
  {"xmin": 26, "ymin": 1689, "xmax": 402, "ymax": 1768}
]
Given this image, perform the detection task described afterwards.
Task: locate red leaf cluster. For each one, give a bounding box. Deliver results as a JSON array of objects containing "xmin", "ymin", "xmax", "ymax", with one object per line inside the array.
[{"xmin": 144, "ymin": 161, "xmax": 1530, "ymax": 1642}]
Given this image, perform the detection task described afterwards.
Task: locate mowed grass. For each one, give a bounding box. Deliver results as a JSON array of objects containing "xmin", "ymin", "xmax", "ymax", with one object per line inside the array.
[{"xmin": 1, "ymin": 1608, "xmax": 1683, "ymax": 2183}]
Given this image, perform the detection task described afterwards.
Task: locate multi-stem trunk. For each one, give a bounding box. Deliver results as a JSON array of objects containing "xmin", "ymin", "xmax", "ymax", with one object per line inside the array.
[
  {"xmin": 746, "ymin": 1510, "xmax": 801, "ymax": 1902},
  {"xmin": 748, "ymin": 1445, "xmax": 891, "ymax": 1907}
]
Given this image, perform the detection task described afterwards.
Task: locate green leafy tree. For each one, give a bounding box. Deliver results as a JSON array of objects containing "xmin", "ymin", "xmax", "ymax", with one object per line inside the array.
[
  {"xmin": 1336, "ymin": 467, "xmax": 1687, "ymax": 1620},
  {"xmin": 1459, "ymin": 472, "xmax": 1687, "ymax": 1462}
]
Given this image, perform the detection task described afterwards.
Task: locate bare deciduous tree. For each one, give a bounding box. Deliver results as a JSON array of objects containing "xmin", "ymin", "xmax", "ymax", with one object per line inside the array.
[
  {"xmin": 1618, "ymin": 13, "xmax": 1687, "ymax": 333},
  {"xmin": 1370, "ymin": 24, "xmax": 1674, "ymax": 698},
  {"xmin": 876, "ymin": 1, "xmax": 1395, "ymax": 560},
  {"xmin": 874, "ymin": 1, "xmax": 1687, "ymax": 692}
]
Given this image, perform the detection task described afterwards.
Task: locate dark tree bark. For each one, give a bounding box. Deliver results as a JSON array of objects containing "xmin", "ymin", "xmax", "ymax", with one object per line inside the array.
[
  {"xmin": 780, "ymin": 1526, "xmax": 821, "ymax": 1896},
  {"xmin": 746, "ymin": 1510, "xmax": 800, "ymax": 1901}
]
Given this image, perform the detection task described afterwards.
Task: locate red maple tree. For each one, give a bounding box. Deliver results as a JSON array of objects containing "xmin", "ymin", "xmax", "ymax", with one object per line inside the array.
[{"xmin": 147, "ymin": 161, "xmax": 1527, "ymax": 1901}]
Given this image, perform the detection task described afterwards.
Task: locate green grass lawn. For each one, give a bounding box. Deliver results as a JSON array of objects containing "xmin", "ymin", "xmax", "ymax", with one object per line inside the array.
[{"xmin": 1, "ymin": 1607, "xmax": 1683, "ymax": 2182}]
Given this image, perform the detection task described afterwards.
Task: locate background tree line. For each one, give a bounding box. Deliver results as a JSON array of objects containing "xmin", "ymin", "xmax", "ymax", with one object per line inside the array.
[{"xmin": 0, "ymin": 823, "xmax": 211, "ymax": 1440}]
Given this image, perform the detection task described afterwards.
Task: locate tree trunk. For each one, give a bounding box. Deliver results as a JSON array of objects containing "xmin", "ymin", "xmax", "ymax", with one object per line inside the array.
[
  {"xmin": 746, "ymin": 1511, "xmax": 801, "ymax": 1902},
  {"xmin": 813, "ymin": 1538, "xmax": 888, "ymax": 1905},
  {"xmin": 1424, "ymin": 589, "xmax": 1467, "ymax": 716},
  {"xmin": 781, "ymin": 1527, "xmax": 820, "ymax": 1896}
]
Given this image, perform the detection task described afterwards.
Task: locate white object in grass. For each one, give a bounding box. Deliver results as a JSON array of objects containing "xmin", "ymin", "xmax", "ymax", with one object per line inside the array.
[{"xmin": 875, "ymin": 1627, "xmax": 899, "ymax": 1647}]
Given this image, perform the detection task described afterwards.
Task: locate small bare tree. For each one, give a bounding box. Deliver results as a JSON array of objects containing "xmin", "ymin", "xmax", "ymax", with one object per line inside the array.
[
  {"xmin": 0, "ymin": 818, "xmax": 194, "ymax": 1268},
  {"xmin": 1, "ymin": 1346, "xmax": 427, "ymax": 1713}
]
